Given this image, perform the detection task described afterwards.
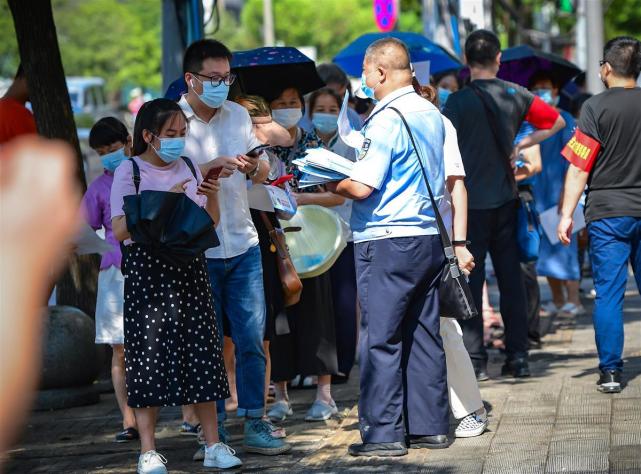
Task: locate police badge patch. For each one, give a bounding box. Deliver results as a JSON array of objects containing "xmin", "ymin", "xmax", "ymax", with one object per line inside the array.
[{"xmin": 358, "ymin": 139, "xmax": 371, "ymax": 161}]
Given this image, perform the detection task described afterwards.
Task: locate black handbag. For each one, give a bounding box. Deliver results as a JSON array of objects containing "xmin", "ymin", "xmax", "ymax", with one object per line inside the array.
[
  {"xmin": 123, "ymin": 157, "xmax": 220, "ymax": 266},
  {"xmin": 388, "ymin": 106, "xmax": 478, "ymax": 320}
]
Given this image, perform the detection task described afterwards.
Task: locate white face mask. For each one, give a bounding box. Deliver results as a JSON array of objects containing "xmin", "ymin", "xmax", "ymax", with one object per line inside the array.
[{"xmin": 271, "ymin": 108, "xmax": 303, "ymax": 129}]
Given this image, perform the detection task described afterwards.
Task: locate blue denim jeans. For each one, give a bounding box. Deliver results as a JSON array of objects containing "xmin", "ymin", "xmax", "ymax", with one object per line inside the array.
[
  {"xmin": 206, "ymin": 245, "xmax": 266, "ymax": 419},
  {"xmin": 588, "ymin": 216, "xmax": 641, "ymax": 372}
]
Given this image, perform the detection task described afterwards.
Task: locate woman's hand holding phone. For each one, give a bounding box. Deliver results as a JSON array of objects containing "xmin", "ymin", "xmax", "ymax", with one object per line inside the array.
[{"xmin": 197, "ymin": 176, "xmax": 220, "ymax": 196}]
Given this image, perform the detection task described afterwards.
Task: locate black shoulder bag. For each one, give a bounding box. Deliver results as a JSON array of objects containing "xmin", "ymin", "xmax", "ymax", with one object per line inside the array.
[
  {"xmin": 388, "ymin": 107, "xmax": 478, "ymax": 320},
  {"xmin": 123, "ymin": 156, "xmax": 220, "ymax": 266}
]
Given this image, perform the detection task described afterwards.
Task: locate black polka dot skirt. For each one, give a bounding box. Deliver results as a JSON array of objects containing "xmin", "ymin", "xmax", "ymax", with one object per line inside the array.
[{"xmin": 122, "ymin": 244, "xmax": 230, "ymax": 408}]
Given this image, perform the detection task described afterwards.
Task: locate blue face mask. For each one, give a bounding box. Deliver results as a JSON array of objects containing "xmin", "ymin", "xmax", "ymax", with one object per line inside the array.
[
  {"xmin": 438, "ymin": 88, "xmax": 452, "ymax": 108},
  {"xmin": 192, "ymin": 77, "xmax": 229, "ymax": 109},
  {"xmin": 312, "ymin": 112, "xmax": 339, "ymax": 135},
  {"xmin": 534, "ymin": 88, "xmax": 558, "ymax": 106},
  {"xmin": 360, "ymin": 73, "xmax": 379, "ymax": 102},
  {"xmin": 101, "ymin": 147, "xmax": 127, "ymax": 172},
  {"xmin": 151, "ymin": 136, "xmax": 185, "ymax": 163}
]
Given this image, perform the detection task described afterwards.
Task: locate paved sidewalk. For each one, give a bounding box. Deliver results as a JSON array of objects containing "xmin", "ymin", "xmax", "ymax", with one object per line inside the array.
[{"xmin": 5, "ymin": 276, "xmax": 640, "ymax": 473}]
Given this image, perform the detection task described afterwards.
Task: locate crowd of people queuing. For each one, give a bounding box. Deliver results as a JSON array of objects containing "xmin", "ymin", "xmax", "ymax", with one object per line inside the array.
[{"xmin": 57, "ymin": 28, "xmax": 640, "ymax": 473}]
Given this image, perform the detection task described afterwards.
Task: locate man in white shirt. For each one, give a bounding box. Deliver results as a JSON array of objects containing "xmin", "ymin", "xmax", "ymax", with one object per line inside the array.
[{"xmin": 178, "ymin": 39, "xmax": 290, "ymax": 456}]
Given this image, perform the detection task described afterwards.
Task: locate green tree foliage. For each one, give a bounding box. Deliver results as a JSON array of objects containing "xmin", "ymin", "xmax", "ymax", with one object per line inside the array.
[
  {"xmin": 1, "ymin": 0, "xmax": 161, "ymax": 93},
  {"xmin": 213, "ymin": 0, "xmax": 424, "ymax": 61},
  {"xmin": 238, "ymin": 0, "xmax": 378, "ymax": 60},
  {"xmin": 604, "ymin": 0, "xmax": 641, "ymax": 40},
  {"xmin": 0, "ymin": 2, "xmax": 19, "ymax": 77},
  {"xmin": 52, "ymin": 0, "xmax": 161, "ymax": 93},
  {"xmin": 3, "ymin": 0, "xmax": 639, "ymax": 90}
]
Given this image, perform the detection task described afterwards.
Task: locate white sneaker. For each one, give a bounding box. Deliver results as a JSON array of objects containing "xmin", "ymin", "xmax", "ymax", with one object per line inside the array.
[
  {"xmin": 267, "ymin": 400, "xmax": 293, "ymax": 422},
  {"xmin": 137, "ymin": 450, "xmax": 167, "ymax": 474},
  {"xmin": 560, "ymin": 302, "xmax": 586, "ymax": 316},
  {"xmin": 455, "ymin": 409, "xmax": 488, "ymax": 438},
  {"xmin": 204, "ymin": 442, "xmax": 242, "ymax": 469},
  {"xmin": 541, "ymin": 301, "xmax": 560, "ymax": 316}
]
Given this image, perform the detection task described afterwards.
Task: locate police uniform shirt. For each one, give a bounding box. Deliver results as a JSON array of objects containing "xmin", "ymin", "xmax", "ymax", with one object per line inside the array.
[{"xmin": 349, "ymin": 85, "xmax": 445, "ymax": 243}]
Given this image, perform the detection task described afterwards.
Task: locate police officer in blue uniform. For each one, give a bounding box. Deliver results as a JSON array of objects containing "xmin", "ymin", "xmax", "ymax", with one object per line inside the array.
[{"xmin": 328, "ymin": 38, "xmax": 450, "ymax": 457}]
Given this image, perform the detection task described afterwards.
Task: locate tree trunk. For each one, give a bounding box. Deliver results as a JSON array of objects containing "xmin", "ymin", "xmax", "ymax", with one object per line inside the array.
[{"xmin": 9, "ymin": 0, "xmax": 99, "ymax": 317}]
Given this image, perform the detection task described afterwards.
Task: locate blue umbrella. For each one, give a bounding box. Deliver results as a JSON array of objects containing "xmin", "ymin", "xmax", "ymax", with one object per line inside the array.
[{"xmin": 333, "ymin": 31, "xmax": 462, "ymax": 77}]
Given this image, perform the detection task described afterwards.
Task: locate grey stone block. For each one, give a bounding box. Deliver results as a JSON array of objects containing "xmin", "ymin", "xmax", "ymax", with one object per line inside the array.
[
  {"xmin": 40, "ymin": 306, "xmax": 100, "ymax": 390},
  {"xmin": 544, "ymin": 454, "xmax": 608, "ymax": 473},
  {"xmin": 548, "ymin": 438, "xmax": 609, "ymax": 456}
]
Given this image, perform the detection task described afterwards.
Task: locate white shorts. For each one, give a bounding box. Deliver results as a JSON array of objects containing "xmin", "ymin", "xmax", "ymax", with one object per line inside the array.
[{"xmin": 95, "ymin": 266, "xmax": 124, "ymax": 345}]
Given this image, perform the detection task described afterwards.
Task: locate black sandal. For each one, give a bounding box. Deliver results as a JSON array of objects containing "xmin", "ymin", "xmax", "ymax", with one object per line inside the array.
[{"xmin": 115, "ymin": 427, "xmax": 140, "ymax": 443}]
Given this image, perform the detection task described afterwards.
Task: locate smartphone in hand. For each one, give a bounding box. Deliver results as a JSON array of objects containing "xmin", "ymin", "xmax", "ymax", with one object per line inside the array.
[
  {"xmin": 246, "ymin": 144, "xmax": 272, "ymax": 158},
  {"xmin": 205, "ymin": 166, "xmax": 223, "ymax": 181}
]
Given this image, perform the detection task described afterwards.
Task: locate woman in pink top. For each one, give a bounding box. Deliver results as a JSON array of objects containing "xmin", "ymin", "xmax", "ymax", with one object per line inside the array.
[{"xmin": 110, "ymin": 99, "xmax": 240, "ymax": 472}]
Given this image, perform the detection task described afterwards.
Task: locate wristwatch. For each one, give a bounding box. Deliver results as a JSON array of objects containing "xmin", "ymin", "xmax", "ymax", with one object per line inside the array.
[{"xmin": 452, "ymin": 240, "xmax": 471, "ymax": 247}]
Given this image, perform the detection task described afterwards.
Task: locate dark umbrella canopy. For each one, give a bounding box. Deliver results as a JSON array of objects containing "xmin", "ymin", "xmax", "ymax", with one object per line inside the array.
[
  {"xmin": 231, "ymin": 46, "xmax": 325, "ymax": 102},
  {"xmin": 333, "ymin": 31, "xmax": 462, "ymax": 77},
  {"xmin": 498, "ymin": 45, "xmax": 582, "ymax": 88}
]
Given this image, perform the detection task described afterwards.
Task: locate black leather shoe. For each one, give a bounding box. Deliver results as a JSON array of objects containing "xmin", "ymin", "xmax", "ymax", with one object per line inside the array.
[
  {"xmin": 501, "ymin": 357, "xmax": 531, "ymax": 377},
  {"xmin": 528, "ymin": 338, "xmax": 542, "ymax": 350},
  {"xmin": 472, "ymin": 360, "xmax": 489, "ymax": 381},
  {"xmin": 409, "ymin": 434, "xmax": 451, "ymax": 449},
  {"xmin": 597, "ymin": 370, "xmax": 621, "ymax": 393},
  {"xmin": 348, "ymin": 442, "xmax": 408, "ymax": 457}
]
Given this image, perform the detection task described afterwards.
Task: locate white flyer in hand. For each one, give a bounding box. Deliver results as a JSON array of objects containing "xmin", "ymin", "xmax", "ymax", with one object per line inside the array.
[
  {"xmin": 539, "ymin": 205, "xmax": 586, "ymax": 245},
  {"xmin": 247, "ymin": 183, "xmax": 274, "ymax": 212},
  {"xmin": 75, "ymin": 223, "xmax": 113, "ymax": 255},
  {"xmin": 338, "ymin": 91, "xmax": 365, "ymax": 150},
  {"xmin": 304, "ymin": 147, "xmax": 354, "ymax": 175}
]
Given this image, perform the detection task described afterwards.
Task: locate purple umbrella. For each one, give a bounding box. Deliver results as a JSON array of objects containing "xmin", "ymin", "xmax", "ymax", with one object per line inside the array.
[
  {"xmin": 460, "ymin": 45, "xmax": 582, "ymax": 88},
  {"xmin": 498, "ymin": 45, "xmax": 581, "ymax": 87}
]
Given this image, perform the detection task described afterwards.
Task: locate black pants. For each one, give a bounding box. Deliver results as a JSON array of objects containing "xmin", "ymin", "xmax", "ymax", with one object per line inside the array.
[
  {"xmin": 270, "ymin": 272, "xmax": 338, "ymax": 382},
  {"xmin": 330, "ymin": 242, "xmax": 358, "ymax": 377},
  {"xmin": 460, "ymin": 200, "xmax": 529, "ymax": 363},
  {"xmin": 521, "ymin": 261, "xmax": 541, "ymax": 343}
]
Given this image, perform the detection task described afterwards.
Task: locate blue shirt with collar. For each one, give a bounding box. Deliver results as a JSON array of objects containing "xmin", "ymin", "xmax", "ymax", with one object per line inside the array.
[{"xmin": 349, "ymin": 85, "xmax": 446, "ymax": 243}]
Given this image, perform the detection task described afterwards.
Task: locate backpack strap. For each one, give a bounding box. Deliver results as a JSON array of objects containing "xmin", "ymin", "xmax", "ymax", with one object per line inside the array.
[
  {"xmin": 181, "ymin": 156, "xmax": 199, "ymax": 183},
  {"xmin": 468, "ymin": 82, "xmax": 518, "ymax": 196},
  {"xmin": 129, "ymin": 158, "xmax": 141, "ymax": 194}
]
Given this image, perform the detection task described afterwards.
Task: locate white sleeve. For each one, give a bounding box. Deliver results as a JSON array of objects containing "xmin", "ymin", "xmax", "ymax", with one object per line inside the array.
[{"xmin": 442, "ymin": 116, "xmax": 465, "ymax": 178}]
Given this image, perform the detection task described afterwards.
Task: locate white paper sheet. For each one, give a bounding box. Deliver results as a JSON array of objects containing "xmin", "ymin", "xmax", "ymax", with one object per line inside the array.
[
  {"xmin": 539, "ymin": 205, "xmax": 586, "ymax": 245},
  {"xmin": 413, "ymin": 60, "xmax": 431, "ymax": 86},
  {"xmin": 75, "ymin": 223, "xmax": 113, "ymax": 255},
  {"xmin": 247, "ymin": 183, "xmax": 275, "ymax": 212},
  {"xmin": 338, "ymin": 91, "xmax": 365, "ymax": 150}
]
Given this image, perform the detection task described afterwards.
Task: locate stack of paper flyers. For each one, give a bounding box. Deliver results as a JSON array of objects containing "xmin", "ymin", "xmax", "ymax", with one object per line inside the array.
[{"xmin": 294, "ymin": 147, "xmax": 354, "ymax": 188}]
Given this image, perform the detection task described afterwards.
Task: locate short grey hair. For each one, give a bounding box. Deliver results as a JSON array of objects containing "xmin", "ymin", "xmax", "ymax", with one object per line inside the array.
[{"xmin": 364, "ymin": 37, "xmax": 411, "ymax": 71}]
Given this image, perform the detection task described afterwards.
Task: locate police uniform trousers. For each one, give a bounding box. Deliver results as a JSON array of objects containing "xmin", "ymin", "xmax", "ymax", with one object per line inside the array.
[{"xmin": 355, "ymin": 234, "xmax": 449, "ymax": 443}]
